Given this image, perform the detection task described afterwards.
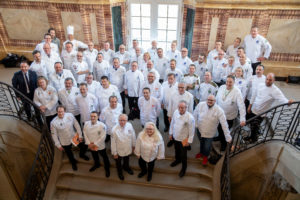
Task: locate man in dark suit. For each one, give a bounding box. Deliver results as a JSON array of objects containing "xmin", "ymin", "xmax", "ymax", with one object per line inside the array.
[{"xmin": 12, "ymin": 60, "xmax": 38, "ymax": 119}]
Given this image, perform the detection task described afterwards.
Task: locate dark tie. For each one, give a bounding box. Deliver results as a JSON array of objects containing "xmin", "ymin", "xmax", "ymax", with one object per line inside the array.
[{"xmin": 23, "ymin": 72, "xmax": 30, "ymax": 93}]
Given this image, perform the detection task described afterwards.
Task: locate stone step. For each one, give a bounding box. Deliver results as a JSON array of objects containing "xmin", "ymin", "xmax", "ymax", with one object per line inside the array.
[
  {"xmin": 59, "ymin": 162, "xmax": 213, "ymax": 192},
  {"xmin": 62, "ymin": 153, "xmax": 214, "ymax": 179},
  {"xmin": 53, "ymin": 189, "xmax": 126, "ymax": 200},
  {"xmin": 56, "ymin": 173, "xmax": 212, "ymax": 200}
]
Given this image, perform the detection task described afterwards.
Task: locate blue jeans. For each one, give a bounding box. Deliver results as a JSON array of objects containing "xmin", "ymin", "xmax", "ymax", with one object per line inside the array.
[{"xmin": 200, "ymin": 137, "xmax": 213, "ymax": 157}]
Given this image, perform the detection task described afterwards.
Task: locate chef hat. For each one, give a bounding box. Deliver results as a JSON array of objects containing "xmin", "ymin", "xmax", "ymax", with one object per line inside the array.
[{"xmin": 67, "ymin": 25, "xmax": 74, "ymax": 35}]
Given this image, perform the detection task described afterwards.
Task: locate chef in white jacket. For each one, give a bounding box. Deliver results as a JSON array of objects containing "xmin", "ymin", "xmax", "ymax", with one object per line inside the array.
[
  {"xmin": 124, "ymin": 61, "xmax": 144, "ymax": 120},
  {"xmin": 83, "ymin": 111, "xmax": 110, "ymax": 176},
  {"xmin": 42, "ymin": 43, "xmax": 62, "ymax": 77},
  {"xmin": 75, "ymin": 83, "xmax": 98, "ymax": 125},
  {"xmin": 111, "ymin": 114, "xmax": 136, "ymax": 180},
  {"xmin": 93, "ymin": 53, "xmax": 110, "ymax": 82},
  {"xmin": 135, "ymin": 121, "xmax": 165, "ymax": 182},
  {"xmin": 100, "ymin": 96, "xmax": 123, "ymax": 141},
  {"xmin": 51, "ymin": 105, "xmax": 88, "ymax": 171},
  {"xmin": 58, "ymin": 77, "xmax": 80, "ymax": 123},
  {"xmin": 48, "ymin": 62, "xmax": 76, "ymax": 91},
  {"xmin": 60, "ymin": 42, "xmax": 77, "ymax": 70},
  {"xmin": 140, "ymin": 72, "xmax": 162, "ymax": 101},
  {"xmin": 34, "ymin": 76, "xmax": 58, "ymax": 129},
  {"xmin": 154, "ymin": 48, "xmax": 169, "ymax": 83},
  {"xmin": 30, "ymin": 50, "xmax": 48, "ymax": 78},
  {"xmin": 169, "ymin": 101, "xmax": 195, "ymax": 177},
  {"xmin": 71, "ymin": 51, "xmax": 89, "ymax": 84},
  {"xmin": 193, "ymin": 95, "xmax": 232, "ymax": 165},
  {"xmin": 63, "ymin": 25, "xmax": 88, "ymax": 51},
  {"xmin": 138, "ymin": 87, "xmax": 161, "ymax": 128},
  {"xmin": 83, "ymin": 42, "xmax": 98, "ymax": 71},
  {"xmin": 197, "ymin": 72, "xmax": 218, "ymax": 102},
  {"xmin": 85, "ymin": 72, "xmax": 101, "ymax": 96},
  {"xmin": 216, "ymin": 75, "xmax": 246, "ymax": 151}
]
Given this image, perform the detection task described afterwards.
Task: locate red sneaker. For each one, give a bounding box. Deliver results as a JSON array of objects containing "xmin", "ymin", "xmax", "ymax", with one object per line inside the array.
[
  {"xmin": 195, "ymin": 153, "xmax": 203, "ymax": 159},
  {"xmin": 202, "ymin": 156, "xmax": 208, "ymax": 166}
]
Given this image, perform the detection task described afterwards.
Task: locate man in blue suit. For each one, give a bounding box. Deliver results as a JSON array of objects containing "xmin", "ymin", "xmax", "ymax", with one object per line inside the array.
[{"xmin": 12, "ymin": 60, "xmax": 38, "ymax": 119}]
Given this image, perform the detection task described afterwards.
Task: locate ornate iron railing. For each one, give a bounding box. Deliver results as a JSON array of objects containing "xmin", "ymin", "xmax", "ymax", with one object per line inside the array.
[
  {"xmin": 220, "ymin": 101, "xmax": 300, "ymax": 200},
  {"xmin": 0, "ymin": 81, "xmax": 54, "ymax": 200}
]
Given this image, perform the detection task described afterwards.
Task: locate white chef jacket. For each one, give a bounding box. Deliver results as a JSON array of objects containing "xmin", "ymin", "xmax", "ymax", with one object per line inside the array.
[
  {"xmin": 154, "ymin": 57, "xmax": 169, "ymax": 79},
  {"xmin": 100, "ymin": 49, "xmax": 115, "ymax": 64},
  {"xmin": 130, "ymin": 54, "xmax": 144, "ymax": 69},
  {"xmin": 243, "ymin": 34, "xmax": 272, "ymax": 63},
  {"xmin": 30, "ymin": 60, "xmax": 48, "ymax": 78},
  {"xmin": 63, "ymin": 39, "xmax": 88, "ymax": 51},
  {"xmin": 193, "ymin": 102, "xmax": 231, "ymax": 141},
  {"xmin": 247, "ymin": 75, "xmax": 266, "ymax": 101},
  {"xmin": 140, "ymin": 80, "xmax": 162, "ymax": 101},
  {"xmin": 194, "ymin": 61, "xmax": 208, "ymax": 82},
  {"xmin": 35, "ymin": 42, "xmax": 59, "ymax": 54},
  {"xmin": 60, "ymin": 49, "xmax": 77, "ymax": 70},
  {"xmin": 206, "ymin": 49, "xmax": 219, "ymax": 71},
  {"xmin": 111, "ymin": 122, "xmax": 136, "ymax": 156},
  {"xmin": 167, "ymin": 90, "xmax": 194, "ymax": 117},
  {"xmin": 48, "ymin": 69, "xmax": 76, "ymax": 91},
  {"xmin": 93, "ymin": 60, "xmax": 110, "ymax": 82},
  {"xmin": 83, "ymin": 49, "xmax": 98, "ymax": 71},
  {"xmin": 161, "ymin": 81, "xmax": 178, "ymax": 109},
  {"xmin": 128, "ymin": 47, "xmax": 145, "ymax": 57},
  {"xmin": 86, "ymin": 81, "xmax": 101, "ymax": 96},
  {"xmin": 183, "ymin": 74, "xmax": 200, "ymax": 97},
  {"xmin": 250, "ymin": 83, "xmax": 288, "ymax": 115},
  {"xmin": 216, "ymin": 85, "xmax": 246, "ymax": 122},
  {"xmin": 169, "ymin": 110, "xmax": 195, "ymax": 143},
  {"xmin": 226, "ymin": 45, "xmax": 239, "ymax": 57},
  {"xmin": 51, "ymin": 113, "xmax": 82, "ymax": 148},
  {"xmin": 147, "ymin": 47, "xmax": 158, "ymax": 61},
  {"xmin": 96, "ymin": 84, "xmax": 122, "ymax": 111},
  {"xmin": 124, "ymin": 70, "xmax": 144, "ymax": 97},
  {"xmin": 83, "ymin": 120, "xmax": 107, "ymax": 150},
  {"xmin": 58, "ymin": 87, "xmax": 80, "ymax": 116},
  {"xmin": 211, "ymin": 58, "xmax": 229, "ymax": 83},
  {"xmin": 233, "ymin": 62, "xmax": 253, "ymax": 80},
  {"xmin": 166, "ymin": 49, "xmax": 181, "ymax": 62},
  {"xmin": 176, "ymin": 56, "xmax": 193, "ymax": 74},
  {"xmin": 108, "ymin": 66, "xmax": 126, "ymax": 93},
  {"xmin": 135, "ymin": 131, "xmax": 165, "ymax": 162},
  {"xmin": 75, "ymin": 93, "xmax": 98, "ymax": 123},
  {"xmin": 234, "ymin": 77, "xmax": 248, "ymax": 100},
  {"xmin": 164, "ymin": 68, "xmax": 183, "ymax": 82},
  {"xmin": 142, "ymin": 68, "xmax": 160, "ymax": 82},
  {"xmin": 197, "ymin": 81, "xmax": 218, "ymax": 102},
  {"xmin": 100, "ymin": 103, "xmax": 123, "ymax": 135},
  {"xmin": 138, "ymin": 96, "xmax": 161, "ymax": 126},
  {"xmin": 71, "ymin": 60, "xmax": 89, "ymax": 84},
  {"xmin": 114, "ymin": 51, "xmax": 130, "ymax": 70},
  {"xmin": 33, "ymin": 85, "xmax": 58, "ymax": 116},
  {"xmin": 41, "ymin": 51, "xmax": 62, "ymax": 76}
]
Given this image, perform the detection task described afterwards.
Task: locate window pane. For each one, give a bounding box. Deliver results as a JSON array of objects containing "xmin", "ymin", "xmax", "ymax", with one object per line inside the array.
[
  {"xmin": 142, "ymin": 30, "xmax": 150, "ymax": 41},
  {"xmin": 132, "ymin": 29, "xmax": 141, "ymax": 40},
  {"xmin": 131, "ymin": 4, "xmax": 140, "ymax": 16},
  {"xmin": 167, "ymin": 31, "xmax": 177, "ymax": 41},
  {"xmin": 131, "ymin": 17, "xmax": 140, "ymax": 29},
  {"xmin": 158, "ymin": 42, "xmax": 167, "ymax": 51},
  {"xmin": 157, "ymin": 18, "xmax": 167, "ymax": 29},
  {"xmin": 168, "ymin": 5, "xmax": 178, "ymax": 18},
  {"xmin": 166, "ymin": 42, "xmax": 172, "ymax": 51},
  {"xmin": 157, "ymin": 30, "xmax": 166, "ymax": 41},
  {"xmin": 141, "ymin": 41, "xmax": 151, "ymax": 51},
  {"xmin": 142, "ymin": 17, "xmax": 150, "ymax": 29},
  {"xmin": 158, "ymin": 4, "xmax": 168, "ymax": 17},
  {"xmin": 168, "ymin": 18, "xmax": 177, "ymax": 30},
  {"xmin": 141, "ymin": 4, "xmax": 150, "ymax": 17}
]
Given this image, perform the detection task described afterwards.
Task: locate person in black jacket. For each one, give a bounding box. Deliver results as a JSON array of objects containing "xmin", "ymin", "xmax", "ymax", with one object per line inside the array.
[{"xmin": 12, "ymin": 60, "xmax": 38, "ymax": 119}]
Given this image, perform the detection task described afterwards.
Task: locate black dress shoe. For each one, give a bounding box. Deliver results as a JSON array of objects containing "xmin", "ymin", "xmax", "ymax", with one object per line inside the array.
[
  {"xmin": 72, "ymin": 163, "xmax": 78, "ymax": 171},
  {"xmin": 89, "ymin": 165, "xmax": 100, "ymax": 172},
  {"xmin": 125, "ymin": 168, "xmax": 134, "ymax": 175},
  {"xmin": 147, "ymin": 174, "xmax": 152, "ymax": 182},
  {"xmin": 179, "ymin": 169, "xmax": 186, "ymax": 177},
  {"xmin": 167, "ymin": 140, "xmax": 174, "ymax": 147},
  {"xmin": 186, "ymin": 145, "xmax": 191, "ymax": 151},
  {"xmin": 118, "ymin": 174, "xmax": 124, "ymax": 180},
  {"xmin": 138, "ymin": 171, "xmax": 147, "ymax": 178},
  {"xmin": 80, "ymin": 155, "xmax": 89, "ymax": 161},
  {"xmin": 164, "ymin": 128, "xmax": 169, "ymax": 132},
  {"xmin": 105, "ymin": 170, "xmax": 110, "ymax": 178},
  {"xmin": 170, "ymin": 160, "xmax": 180, "ymax": 167}
]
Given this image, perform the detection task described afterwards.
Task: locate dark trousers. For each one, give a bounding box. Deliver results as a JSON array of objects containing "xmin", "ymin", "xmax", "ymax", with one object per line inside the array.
[
  {"xmin": 62, "ymin": 142, "xmax": 88, "ymax": 165},
  {"xmin": 128, "ymin": 96, "xmax": 139, "ymax": 118},
  {"xmin": 217, "ymin": 119, "xmax": 234, "ymax": 150},
  {"xmin": 248, "ymin": 112, "xmax": 263, "ymax": 140},
  {"xmin": 163, "ymin": 109, "xmax": 170, "ymax": 131},
  {"xmin": 251, "ymin": 62, "xmax": 261, "ymax": 75},
  {"xmin": 46, "ymin": 114, "xmax": 57, "ymax": 131},
  {"xmin": 138, "ymin": 157, "xmax": 156, "ymax": 177},
  {"xmin": 200, "ymin": 137, "xmax": 213, "ymax": 157},
  {"xmin": 115, "ymin": 155, "xmax": 130, "ymax": 175},
  {"xmin": 91, "ymin": 149, "xmax": 110, "ymax": 171},
  {"xmin": 74, "ymin": 114, "xmax": 81, "ymax": 126},
  {"xmin": 174, "ymin": 140, "xmax": 187, "ymax": 171},
  {"xmin": 120, "ymin": 91, "xmax": 126, "ymax": 112}
]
